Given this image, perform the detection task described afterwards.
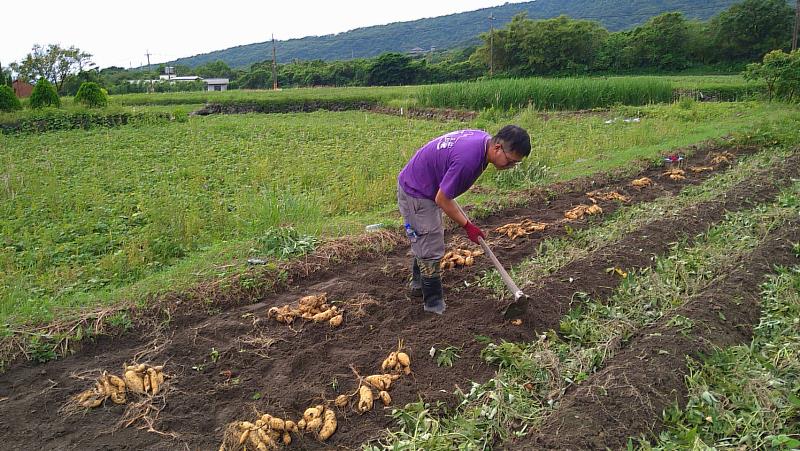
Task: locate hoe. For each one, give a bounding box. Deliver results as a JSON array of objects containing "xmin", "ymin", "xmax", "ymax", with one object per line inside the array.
[{"xmin": 454, "ymin": 201, "xmax": 529, "ymax": 319}]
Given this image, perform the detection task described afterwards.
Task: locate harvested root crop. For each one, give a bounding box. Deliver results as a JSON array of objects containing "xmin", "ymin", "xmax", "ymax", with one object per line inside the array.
[
  {"xmin": 689, "ymin": 165, "xmax": 714, "ymax": 173},
  {"xmin": 564, "ymin": 204, "xmax": 603, "ymax": 220},
  {"xmin": 124, "ymin": 363, "xmax": 166, "ymax": 396},
  {"xmin": 365, "ymin": 374, "xmax": 400, "ymax": 391},
  {"xmin": 268, "ymin": 293, "xmax": 343, "ymax": 327},
  {"xmin": 357, "ymin": 384, "xmax": 374, "ymax": 413},
  {"xmin": 318, "ymin": 409, "xmax": 337, "ymax": 441},
  {"xmin": 334, "ymin": 394, "xmax": 349, "ymax": 408},
  {"xmin": 494, "ymin": 219, "xmax": 547, "ymax": 239},
  {"xmin": 630, "ymin": 177, "xmax": 653, "ymax": 188},
  {"xmin": 221, "ymin": 406, "xmax": 332, "ymax": 451},
  {"xmin": 586, "ymin": 190, "xmax": 630, "ymax": 203},
  {"xmin": 67, "ymin": 364, "xmax": 167, "ymax": 415},
  {"xmin": 378, "ymin": 391, "xmax": 392, "ymax": 406},
  {"xmin": 73, "ymin": 371, "xmax": 127, "ymax": 408},
  {"xmin": 709, "ymin": 151, "xmax": 735, "ymax": 165},
  {"xmin": 439, "ymin": 248, "xmax": 482, "ymax": 270},
  {"xmin": 662, "ymin": 168, "xmax": 686, "ymax": 180},
  {"xmin": 381, "ymin": 347, "xmax": 412, "ymax": 375}
]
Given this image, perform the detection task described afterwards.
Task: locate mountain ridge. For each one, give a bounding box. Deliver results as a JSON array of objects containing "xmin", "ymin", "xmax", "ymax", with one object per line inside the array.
[{"xmin": 170, "ymin": 0, "xmax": 743, "ymax": 68}]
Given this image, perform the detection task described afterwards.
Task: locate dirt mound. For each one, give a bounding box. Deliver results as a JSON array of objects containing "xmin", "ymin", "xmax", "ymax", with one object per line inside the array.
[
  {"xmin": 520, "ymin": 222, "xmax": 800, "ymax": 450},
  {"xmin": 0, "ymin": 144, "xmax": 792, "ymax": 450}
]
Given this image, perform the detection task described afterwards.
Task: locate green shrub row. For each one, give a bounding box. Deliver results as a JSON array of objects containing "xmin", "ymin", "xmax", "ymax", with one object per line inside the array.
[
  {"xmin": 196, "ymin": 98, "xmax": 378, "ymax": 115},
  {"xmin": 0, "ymin": 109, "xmax": 178, "ymax": 135}
]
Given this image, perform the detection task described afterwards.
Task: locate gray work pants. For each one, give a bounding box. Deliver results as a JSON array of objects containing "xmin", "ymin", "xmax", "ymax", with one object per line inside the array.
[{"xmin": 397, "ymin": 182, "xmax": 445, "ymax": 273}]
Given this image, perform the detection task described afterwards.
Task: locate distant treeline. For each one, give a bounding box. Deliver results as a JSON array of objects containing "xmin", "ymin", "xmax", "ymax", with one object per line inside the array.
[{"xmin": 94, "ymin": 0, "xmax": 793, "ymax": 92}]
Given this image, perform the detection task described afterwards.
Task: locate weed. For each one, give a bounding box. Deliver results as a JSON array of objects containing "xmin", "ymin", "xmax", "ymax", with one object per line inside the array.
[
  {"xmin": 253, "ymin": 227, "xmax": 317, "ymax": 259},
  {"xmin": 106, "ymin": 311, "xmax": 133, "ymax": 331},
  {"xmin": 210, "ymin": 347, "xmax": 220, "ymax": 363},
  {"xmin": 434, "ymin": 346, "xmax": 461, "ymax": 368},
  {"xmin": 666, "ymin": 315, "xmax": 694, "ymax": 335},
  {"xmin": 28, "ymin": 335, "xmax": 57, "ymax": 363}
]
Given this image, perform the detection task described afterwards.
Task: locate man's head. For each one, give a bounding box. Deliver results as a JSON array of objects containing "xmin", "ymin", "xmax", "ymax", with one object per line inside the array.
[{"xmin": 487, "ymin": 125, "xmax": 531, "ymax": 170}]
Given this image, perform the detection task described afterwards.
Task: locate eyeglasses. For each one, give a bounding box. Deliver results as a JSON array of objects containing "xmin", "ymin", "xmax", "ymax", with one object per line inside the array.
[{"xmin": 502, "ymin": 148, "xmax": 523, "ymax": 167}]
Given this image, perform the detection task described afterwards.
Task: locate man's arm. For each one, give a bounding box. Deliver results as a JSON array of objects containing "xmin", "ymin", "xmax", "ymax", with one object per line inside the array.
[
  {"xmin": 436, "ymin": 189, "xmax": 486, "ymax": 244},
  {"xmin": 435, "ymin": 189, "xmax": 468, "ymax": 226}
]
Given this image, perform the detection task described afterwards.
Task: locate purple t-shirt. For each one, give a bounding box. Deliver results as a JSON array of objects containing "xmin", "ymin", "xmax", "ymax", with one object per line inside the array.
[{"xmin": 398, "ymin": 130, "xmax": 490, "ymax": 200}]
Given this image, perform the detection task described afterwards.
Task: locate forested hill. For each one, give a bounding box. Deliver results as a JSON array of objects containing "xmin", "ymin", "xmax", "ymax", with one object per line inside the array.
[{"xmin": 172, "ymin": 0, "xmax": 742, "ymax": 68}]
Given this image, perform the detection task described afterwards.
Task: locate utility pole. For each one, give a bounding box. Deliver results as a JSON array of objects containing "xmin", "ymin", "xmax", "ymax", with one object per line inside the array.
[
  {"xmin": 145, "ymin": 50, "xmax": 152, "ymax": 72},
  {"xmin": 489, "ymin": 13, "xmax": 495, "ymax": 77},
  {"xmin": 793, "ymin": 0, "xmax": 800, "ymax": 51},
  {"xmin": 272, "ymin": 34, "xmax": 278, "ymax": 90}
]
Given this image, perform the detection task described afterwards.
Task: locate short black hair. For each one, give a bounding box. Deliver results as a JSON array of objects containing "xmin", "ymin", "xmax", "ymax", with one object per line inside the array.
[{"xmin": 493, "ymin": 125, "xmax": 531, "ymax": 157}]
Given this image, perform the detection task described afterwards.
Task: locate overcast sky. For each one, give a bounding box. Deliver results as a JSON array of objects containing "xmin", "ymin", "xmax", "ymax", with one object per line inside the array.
[{"xmin": 1, "ymin": 0, "xmax": 525, "ymax": 70}]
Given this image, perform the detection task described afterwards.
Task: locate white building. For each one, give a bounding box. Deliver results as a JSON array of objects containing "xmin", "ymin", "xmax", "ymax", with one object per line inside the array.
[{"xmin": 204, "ymin": 78, "xmax": 229, "ymax": 91}]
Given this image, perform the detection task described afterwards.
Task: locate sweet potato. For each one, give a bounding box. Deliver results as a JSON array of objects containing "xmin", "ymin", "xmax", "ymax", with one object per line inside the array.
[
  {"xmin": 329, "ymin": 314, "xmax": 343, "ymax": 327},
  {"xmin": 396, "ymin": 352, "xmax": 411, "ymax": 368},
  {"xmin": 303, "ymin": 405, "xmax": 323, "ymax": 421},
  {"xmin": 124, "ymin": 370, "xmax": 144, "ymax": 393},
  {"xmin": 357, "ymin": 385, "xmax": 374, "ymax": 413},
  {"xmin": 334, "ymin": 394, "xmax": 349, "ymax": 408},
  {"xmin": 379, "ymin": 390, "xmax": 392, "ymax": 406},
  {"xmin": 318, "ymin": 409, "xmax": 337, "ymax": 441},
  {"xmin": 269, "ymin": 417, "xmax": 285, "ymax": 431}
]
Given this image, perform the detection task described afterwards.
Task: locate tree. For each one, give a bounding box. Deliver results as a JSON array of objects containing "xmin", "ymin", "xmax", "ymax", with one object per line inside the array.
[
  {"xmin": 626, "ymin": 12, "xmax": 691, "ymax": 70},
  {"xmin": 239, "ymin": 69, "xmax": 271, "ymax": 89},
  {"xmin": 471, "ymin": 13, "xmax": 532, "ymax": 73},
  {"xmin": 0, "ymin": 61, "xmax": 12, "ymax": 86},
  {"xmin": 0, "ymin": 85, "xmax": 21, "ymax": 112},
  {"xmin": 472, "ymin": 14, "xmax": 608, "ymax": 75},
  {"xmin": 63, "ymin": 69, "xmax": 103, "ymax": 96},
  {"xmin": 366, "ymin": 53, "xmax": 419, "ymax": 86},
  {"xmin": 29, "ymin": 78, "xmax": 60, "ymax": 108},
  {"xmin": 743, "ymin": 50, "xmax": 800, "ymax": 100},
  {"xmin": 10, "ymin": 44, "xmax": 93, "ymax": 93},
  {"xmin": 710, "ymin": 0, "xmax": 794, "ymax": 62},
  {"xmin": 195, "ymin": 60, "xmax": 234, "ymax": 78},
  {"xmin": 74, "ymin": 82, "xmax": 108, "ymax": 107},
  {"xmin": 519, "ymin": 15, "xmax": 608, "ymax": 74}
]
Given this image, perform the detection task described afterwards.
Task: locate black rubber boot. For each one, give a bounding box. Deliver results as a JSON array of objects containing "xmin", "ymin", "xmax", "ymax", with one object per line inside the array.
[
  {"xmin": 421, "ymin": 274, "xmax": 446, "ymax": 314},
  {"xmin": 408, "ymin": 258, "xmax": 422, "ymax": 298}
]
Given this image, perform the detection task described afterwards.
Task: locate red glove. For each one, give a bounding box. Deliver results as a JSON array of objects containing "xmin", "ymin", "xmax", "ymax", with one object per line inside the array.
[{"xmin": 463, "ymin": 221, "xmax": 485, "ymax": 244}]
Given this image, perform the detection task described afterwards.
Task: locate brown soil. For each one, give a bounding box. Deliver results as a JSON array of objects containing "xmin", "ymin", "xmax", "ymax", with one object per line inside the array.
[
  {"xmin": 519, "ymin": 221, "xmax": 800, "ymax": 450},
  {"xmin": 0, "ymin": 144, "xmax": 795, "ymax": 450}
]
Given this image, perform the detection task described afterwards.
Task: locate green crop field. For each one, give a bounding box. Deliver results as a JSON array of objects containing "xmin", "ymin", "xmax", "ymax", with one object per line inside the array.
[{"xmin": 1, "ymin": 97, "xmax": 796, "ymax": 328}]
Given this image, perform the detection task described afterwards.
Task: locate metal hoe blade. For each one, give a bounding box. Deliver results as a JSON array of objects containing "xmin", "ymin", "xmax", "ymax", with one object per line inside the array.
[{"xmin": 453, "ymin": 201, "xmax": 529, "ymax": 319}]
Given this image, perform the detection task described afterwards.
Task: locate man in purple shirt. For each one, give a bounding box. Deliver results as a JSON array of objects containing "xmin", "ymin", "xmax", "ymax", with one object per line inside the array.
[{"xmin": 397, "ymin": 125, "xmax": 531, "ymax": 314}]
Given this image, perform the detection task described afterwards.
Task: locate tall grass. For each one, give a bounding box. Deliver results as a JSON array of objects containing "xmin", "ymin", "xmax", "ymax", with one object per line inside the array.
[{"xmin": 416, "ymin": 77, "xmax": 674, "ymax": 111}]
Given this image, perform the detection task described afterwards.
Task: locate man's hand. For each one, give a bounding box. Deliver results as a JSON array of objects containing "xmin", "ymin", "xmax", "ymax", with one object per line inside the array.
[{"xmin": 463, "ymin": 221, "xmax": 485, "ymax": 244}]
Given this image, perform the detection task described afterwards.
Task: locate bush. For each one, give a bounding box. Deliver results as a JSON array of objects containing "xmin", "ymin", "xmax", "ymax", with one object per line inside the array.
[
  {"xmin": 0, "ymin": 85, "xmax": 21, "ymax": 112},
  {"xmin": 743, "ymin": 50, "xmax": 800, "ymax": 101},
  {"xmin": 74, "ymin": 82, "xmax": 108, "ymax": 107},
  {"xmin": 29, "ymin": 78, "xmax": 60, "ymax": 109}
]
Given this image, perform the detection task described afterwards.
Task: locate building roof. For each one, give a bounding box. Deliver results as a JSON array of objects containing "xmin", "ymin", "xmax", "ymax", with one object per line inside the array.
[{"xmin": 204, "ymin": 78, "xmax": 230, "ymax": 84}]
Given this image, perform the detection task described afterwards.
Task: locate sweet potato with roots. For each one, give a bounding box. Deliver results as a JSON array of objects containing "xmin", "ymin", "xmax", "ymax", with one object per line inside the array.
[{"xmin": 357, "ymin": 385, "xmax": 374, "ymax": 413}]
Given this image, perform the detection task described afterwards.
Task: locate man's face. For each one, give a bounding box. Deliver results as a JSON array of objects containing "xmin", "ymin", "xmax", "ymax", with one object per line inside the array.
[{"xmin": 494, "ymin": 144, "xmax": 524, "ymax": 170}]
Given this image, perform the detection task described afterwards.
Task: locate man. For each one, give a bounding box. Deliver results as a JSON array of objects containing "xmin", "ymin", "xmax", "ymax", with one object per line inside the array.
[{"xmin": 397, "ymin": 125, "xmax": 531, "ymax": 314}]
